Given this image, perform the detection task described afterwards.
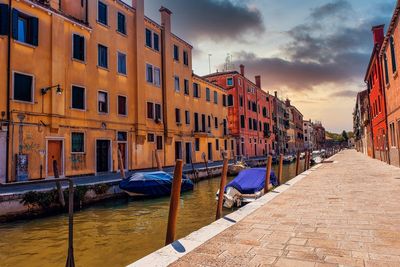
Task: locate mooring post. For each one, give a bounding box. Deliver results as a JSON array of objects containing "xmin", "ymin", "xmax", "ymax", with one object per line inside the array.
[
  {"xmin": 66, "ymin": 179, "xmax": 75, "ymax": 267},
  {"xmin": 53, "ymin": 160, "xmax": 65, "ymax": 207},
  {"xmin": 155, "ymin": 150, "xmax": 162, "ymax": 171},
  {"xmin": 295, "ymin": 150, "xmax": 300, "ymax": 176},
  {"xmin": 165, "ymin": 160, "xmax": 183, "ymax": 246},
  {"xmin": 216, "ymin": 158, "xmax": 229, "ymax": 220},
  {"xmin": 304, "ymin": 151, "xmax": 308, "ymax": 171},
  {"xmin": 264, "ymin": 155, "xmax": 272, "ymax": 194},
  {"xmin": 118, "ymin": 149, "xmax": 126, "ymax": 179},
  {"xmin": 278, "ymin": 154, "xmax": 283, "ymax": 185},
  {"xmin": 307, "ymin": 151, "xmax": 311, "ymax": 169}
]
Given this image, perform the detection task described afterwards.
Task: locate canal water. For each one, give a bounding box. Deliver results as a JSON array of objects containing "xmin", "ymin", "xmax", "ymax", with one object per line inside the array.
[{"xmin": 0, "ymin": 161, "xmax": 304, "ymax": 267}]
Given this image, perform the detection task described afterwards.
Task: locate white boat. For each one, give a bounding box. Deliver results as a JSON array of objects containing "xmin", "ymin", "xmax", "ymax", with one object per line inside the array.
[{"xmin": 311, "ymin": 151, "xmax": 323, "ymax": 164}]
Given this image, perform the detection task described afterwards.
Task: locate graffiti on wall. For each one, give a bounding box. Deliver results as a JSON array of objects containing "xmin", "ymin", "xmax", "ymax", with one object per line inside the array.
[{"xmin": 70, "ymin": 154, "xmax": 86, "ymax": 170}]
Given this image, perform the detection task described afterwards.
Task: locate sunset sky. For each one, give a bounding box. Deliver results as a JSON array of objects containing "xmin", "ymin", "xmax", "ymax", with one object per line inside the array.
[{"xmin": 139, "ymin": 0, "xmax": 396, "ymax": 133}]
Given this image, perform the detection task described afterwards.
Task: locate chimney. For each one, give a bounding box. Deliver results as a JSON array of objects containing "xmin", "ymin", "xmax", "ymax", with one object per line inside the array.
[
  {"xmin": 371, "ymin": 24, "xmax": 385, "ymax": 46},
  {"xmin": 160, "ymin": 6, "xmax": 172, "ymax": 32},
  {"xmin": 285, "ymin": 99, "xmax": 291, "ymax": 107},
  {"xmin": 274, "ymin": 91, "xmax": 278, "ymax": 98},
  {"xmin": 240, "ymin": 64, "xmax": 245, "ymax": 76},
  {"xmin": 255, "ymin": 75, "xmax": 261, "ymax": 88}
]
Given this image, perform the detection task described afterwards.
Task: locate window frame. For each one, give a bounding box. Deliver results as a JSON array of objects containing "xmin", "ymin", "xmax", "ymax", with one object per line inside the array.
[
  {"xmin": 12, "ymin": 71, "xmax": 35, "ymax": 104},
  {"xmin": 183, "ymin": 50, "xmax": 189, "ymax": 66},
  {"xmin": 97, "ymin": 1, "xmax": 108, "ymax": 26},
  {"xmin": 226, "ymin": 77, "xmax": 234, "ymax": 86},
  {"xmin": 71, "ymin": 132, "xmax": 85, "ymax": 154},
  {"xmin": 71, "ymin": 84, "xmax": 86, "ymax": 111},
  {"xmin": 185, "ymin": 110, "xmax": 190, "ymax": 125},
  {"xmin": 72, "ymin": 33, "xmax": 86, "ymax": 63},
  {"xmin": 147, "ymin": 133, "xmax": 155, "ymax": 143},
  {"xmin": 174, "ymin": 76, "xmax": 180, "ymax": 92},
  {"xmin": 117, "ymin": 51, "xmax": 127, "ymax": 75},
  {"xmin": 156, "ymin": 135, "xmax": 163, "ymax": 150},
  {"xmin": 97, "ymin": 90, "xmax": 109, "ymax": 114},
  {"xmin": 97, "ymin": 43, "xmax": 109, "ymax": 69},
  {"xmin": 184, "ymin": 79, "xmax": 189, "ymax": 95},
  {"xmin": 145, "ymin": 28, "xmax": 152, "ymax": 48},
  {"xmin": 173, "ymin": 44, "xmax": 179, "ymax": 61},
  {"xmin": 117, "ymin": 11, "xmax": 126, "ymax": 35},
  {"xmin": 117, "ymin": 95, "xmax": 128, "ymax": 116},
  {"xmin": 146, "ymin": 63, "xmax": 154, "ymax": 84}
]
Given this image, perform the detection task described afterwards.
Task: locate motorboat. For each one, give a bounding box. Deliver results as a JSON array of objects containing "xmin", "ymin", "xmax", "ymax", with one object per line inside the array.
[
  {"xmin": 311, "ymin": 151, "xmax": 323, "ymax": 164},
  {"xmin": 217, "ymin": 168, "xmax": 278, "ymax": 208},
  {"xmin": 227, "ymin": 161, "xmax": 249, "ymax": 176},
  {"xmin": 283, "ymin": 155, "xmax": 295, "ymax": 164},
  {"xmin": 119, "ymin": 171, "xmax": 194, "ymax": 197}
]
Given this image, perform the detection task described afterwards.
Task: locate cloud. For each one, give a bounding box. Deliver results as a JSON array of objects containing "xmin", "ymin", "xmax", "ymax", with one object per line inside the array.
[
  {"xmin": 329, "ymin": 90, "xmax": 359, "ymax": 98},
  {"xmin": 147, "ymin": 0, "xmax": 265, "ymax": 41},
  {"xmin": 310, "ymin": 0, "xmax": 352, "ymax": 20}
]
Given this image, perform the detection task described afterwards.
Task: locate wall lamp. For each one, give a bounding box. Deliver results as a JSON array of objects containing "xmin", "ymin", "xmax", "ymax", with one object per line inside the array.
[{"xmin": 41, "ymin": 84, "xmax": 63, "ymax": 95}]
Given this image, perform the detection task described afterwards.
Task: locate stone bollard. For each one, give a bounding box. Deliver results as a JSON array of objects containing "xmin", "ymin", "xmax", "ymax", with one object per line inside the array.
[{"xmin": 165, "ymin": 160, "xmax": 183, "ymax": 245}]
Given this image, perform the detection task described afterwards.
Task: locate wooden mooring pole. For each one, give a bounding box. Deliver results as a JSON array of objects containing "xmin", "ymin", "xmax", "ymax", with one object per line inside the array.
[
  {"xmin": 278, "ymin": 154, "xmax": 283, "ymax": 185},
  {"xmin": 216, "ymin": 158, "xmax": 229, "ymax": 220},
  {"xmin": 295, "ymin": 151, "xmax": 300, "ymax": 176},
  {"xmin": 118, "ymin": 149, "xmax": 126, "ymax": 179},
  {"xmin": 264, "ymin": 155, "xmax": 272, "ymax": 193},
  {"xmin": 304, "ymin": 151, "xmax": 309, "ymax": 172},
  {"xmin": 53, "ymin": 160, "xmax": 65, "ymax": 207},
  {"xmin": 155, "ymin": 150, "xmax": 162, "ymax": 171},
  {"xmin": 165, "ymin": 160, "xmax": 183, "ymax": 246}
]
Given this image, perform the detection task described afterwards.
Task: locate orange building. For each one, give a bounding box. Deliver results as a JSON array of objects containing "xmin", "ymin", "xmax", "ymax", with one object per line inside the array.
[{"xmin": 0, "ymin": 0, "xmax": 234, "ymax": 182}]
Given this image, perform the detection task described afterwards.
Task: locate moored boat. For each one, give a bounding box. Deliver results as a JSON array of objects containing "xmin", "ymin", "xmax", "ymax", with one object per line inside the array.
[
  {"xmin": 217, "ymin": 168, "xmax": 278, "ymax": 208},
  {"xmin": 283, "ymin": 155, "xmax": 295, "ymax": 164},
  {"xmin": 119, "ymin": 171, "xmax": 194, "ymax": 197},
  {"xmin": 227, "ymin": 161, "xmax": 249, "ymax": 176}
]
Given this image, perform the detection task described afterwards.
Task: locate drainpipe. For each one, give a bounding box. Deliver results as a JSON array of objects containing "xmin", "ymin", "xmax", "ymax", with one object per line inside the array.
[
  {"xmin": 5, "ymin": 0, "xmax": 12, "ymax": 183},
  {"xmin": 379, "ymin": 50, "xmax": 391, "ymax": 165},
  {"xmin": 160, "ymin": 24, "xmax": 167, "ymax": 166}
]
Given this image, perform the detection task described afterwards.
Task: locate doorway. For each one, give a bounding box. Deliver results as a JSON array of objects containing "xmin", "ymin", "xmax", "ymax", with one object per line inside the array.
[
  {"xmin": 96, "ymin": 140, "xmax": 111, "ymax": 173},
  {"xmin": 47, "ymin": 140, "xmax": 64, "ymax": 178},
  {"xmin": 207, "ymin": 142, "xmax": 213, "ymax": 161},
  {"xmin": 0, "ymin": 132, "xmax": 6, "ymax": 183},
  {"xmin": 185, "ymin": 142, "xmax": 192, "ymax": 164}
]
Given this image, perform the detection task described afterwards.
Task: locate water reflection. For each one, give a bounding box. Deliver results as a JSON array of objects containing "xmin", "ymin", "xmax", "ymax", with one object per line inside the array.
[{"xmin": 0, "ymin": 160, "xmax": 305, "ymax": 267}]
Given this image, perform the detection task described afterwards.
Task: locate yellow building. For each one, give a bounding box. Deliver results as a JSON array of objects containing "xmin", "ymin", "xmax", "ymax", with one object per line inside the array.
[{"xmin": 0, "ymin": 0, "xmax": 234, "ymax": 182}]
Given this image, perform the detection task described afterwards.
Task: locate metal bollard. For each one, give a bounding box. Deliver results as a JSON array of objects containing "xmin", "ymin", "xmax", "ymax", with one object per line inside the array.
[
  {"xmin": 216, "ymin": 158, "xmax": 229, "ymax": 220},
  {"xmin": 165, "ymin": 160, "xmax": 183, "ymax": 245},
  {"xmin": 264, "ymin": 155, "xmax": 272, "ymax": 193}
]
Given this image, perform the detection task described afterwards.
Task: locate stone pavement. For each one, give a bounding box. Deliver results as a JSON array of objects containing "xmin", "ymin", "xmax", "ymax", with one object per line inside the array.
[{"xmin": 170, "ymin": 150, "xmax": 400, "ymax": 267}]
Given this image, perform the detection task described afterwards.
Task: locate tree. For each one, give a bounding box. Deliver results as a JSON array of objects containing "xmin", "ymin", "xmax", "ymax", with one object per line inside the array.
[{"xmin": 341, "ymin": 130, "xmax": 349, "ymax": 142}]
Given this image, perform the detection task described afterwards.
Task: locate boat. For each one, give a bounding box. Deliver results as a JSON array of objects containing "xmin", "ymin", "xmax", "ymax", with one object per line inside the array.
[
  {"xmin": 227, "ymin": 161, "xmax": 248, "ymax": 176},
  {"xmin": 283, "ymin": 155, "xmax": 295, "ymax": 164},
  {"xmin": 217, "ymin": 168, "xmax": 278, "ymax": 208},
  {"xmin": 119, "ymin": 171, "xmax": 194, "ymax": 197},
  {"xmin": 311, "ymin": 151, "xmax": 323, "ymax": 164}
]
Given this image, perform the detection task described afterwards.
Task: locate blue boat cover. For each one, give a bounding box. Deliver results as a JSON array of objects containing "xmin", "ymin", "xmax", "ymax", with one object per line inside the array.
[
  {"xmin": 119, "ymin": 171, "xmax": 194, "ymax": 197},
  {"xmin": 225, "ymin": 168, "xmax": 278, "ymax": 194}
]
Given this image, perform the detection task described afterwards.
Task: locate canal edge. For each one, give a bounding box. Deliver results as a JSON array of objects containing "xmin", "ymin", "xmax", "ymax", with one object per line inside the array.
[{"xmin": 128, "ymin": 156, "xmax": 337, "ymax": 267}]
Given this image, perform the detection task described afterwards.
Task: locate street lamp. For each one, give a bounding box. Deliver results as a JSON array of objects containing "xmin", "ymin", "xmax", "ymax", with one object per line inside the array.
[{"xmin": 41, "ymin": 84, "xmax": 63, "ymax": 95}]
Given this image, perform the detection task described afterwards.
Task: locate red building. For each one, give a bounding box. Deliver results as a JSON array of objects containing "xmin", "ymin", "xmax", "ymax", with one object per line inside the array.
[
  {"xmin": 365, "ymin": 25, "xmax": 389, "ymax": 162},
  {"xmin": 203, "ymin": 65, "xmax": 275, "ymax": 158}
]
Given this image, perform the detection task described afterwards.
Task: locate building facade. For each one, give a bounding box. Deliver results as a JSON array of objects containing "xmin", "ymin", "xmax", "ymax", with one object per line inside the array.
[
  {"xmin": 353, "ymin": 90, "xmax": 373, "ymax": 156},
  {"xmin": 313, "ymin": 122, "xmax": 326, "ymax": 150},
  {"xmin": 272, "ymin": 92, "xmax": 289, "ymax": 155},
  {"xmin": 285, "ymin": 99, "xmax": 304, "ymax": 154},
  {"xmin": 0, "ymin": 0, "xmax": 234, "ymax": 182},
  {"xmin": 380, "ymin": 3, "xmax": 400, "ymax": 167},
  {"xmin": 366, "ymin": 25, "xmax": 389, "ymax": 162},
  {"xmin": 203, "ymin": 65, "xmax": 274, "ymax": 158},
  {"xmin": 303, "ymin": 120, "xmax": 315, "ymax": 151}
]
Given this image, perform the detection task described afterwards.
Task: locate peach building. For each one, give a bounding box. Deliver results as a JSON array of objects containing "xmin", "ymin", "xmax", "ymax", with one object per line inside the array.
[{"xmin": 0, "ymin": 0, "xmax": 234, "ymax": 182}]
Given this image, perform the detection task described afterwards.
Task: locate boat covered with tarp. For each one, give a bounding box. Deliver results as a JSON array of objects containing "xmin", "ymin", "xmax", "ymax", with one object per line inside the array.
[
  {"xmin": 119, "ymin": 171, "xmax": 194, "ymax": 197},
  {"xmin": 217, "ymin": 168, "xmax": 278, "ymax": 208}
]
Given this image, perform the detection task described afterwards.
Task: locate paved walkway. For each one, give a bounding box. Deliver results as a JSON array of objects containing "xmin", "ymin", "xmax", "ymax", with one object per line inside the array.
[{"xmin": 170, "ymin": 150, "xmax": 400, "ymax": 267}]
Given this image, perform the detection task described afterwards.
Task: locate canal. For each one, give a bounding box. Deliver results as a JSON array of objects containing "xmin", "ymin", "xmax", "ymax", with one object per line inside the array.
[{"xmin": 0, "ymin": 160, "xmax": 305, "ymax": 267}]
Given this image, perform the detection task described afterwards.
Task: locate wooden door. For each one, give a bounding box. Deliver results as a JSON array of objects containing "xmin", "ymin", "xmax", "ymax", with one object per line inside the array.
[
  {"xmin": 48, "ymin": 140, "xmax": 62, "ymax": 177},
  {"xmin": 118, "ymin": 143, "xmax": 127, "ymax": 170},
  {"xmin": 96, "ymin": 140, "xmax": 110, "ymax": 173}
]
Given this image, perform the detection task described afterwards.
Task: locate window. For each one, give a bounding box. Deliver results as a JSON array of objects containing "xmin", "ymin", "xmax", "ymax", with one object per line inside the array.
[
  {"xmin": 240, "ymin": 115, "xmax": 245, "ymax": 128},
  {"xmin": 223, "ymin": 95, "xmax": 227, "ymax": 107},
  {"xmin": 98, "ymin": 91, "xmax": 108, "ymax": 113},
  {"xmin": 239, "ymin": 95, "xmax": 243, "ymax": 107},
  {"xmin": 71, "ymin": 133, "xmax": 85, "ymax": 153},
  {"xmin": 12, "ymin": 10, "xmax": 39, "ymax": 46},
  {"xmin": 390, "ymin": 36, "xmax": 397, "ymax": 73},
  {"xmin": 384, "ymin": 53, "xmax": 389, "ymax": 85},
  {"xmin": 173, "ymin": 45, "xmax": 179, "ymax": 61},
  {"xmin": 248, "ymin": 118, "xmax": 253, "ymax": 130},
  {"xmin": 147, "ymin": 133, "xmax": 155, "ymax": 142},
  {"xmin": 117, "ymin": 52, "xmax": 127, "ymax": 75},
  {"xmin": 98, "ymin": 44, "xmax": 108, "ymax": 68},
  {"xmin": 146, "ymin": 64, "xmax": 153, "ymax": 83},
  {"xmin": 193, "ymin": 83, "xmax": 200, "ymax": 98},
  {"xmin": 147, "ymin": 102, "xmax": 154, "ymax": 119},
  {"xmin": 118, "ymin": 95, "xmax": 127, "ymax": 116},
  {"xmin": 253, "ymin": 119, "xmax": 257, "ymax": 131},
  {"xmin": 0, "ymin": 4, "xmax": 9, "ymax": 36},
  {"xmin": 154, "ymin": 67, "xmax": 161, "ymax": 87},
  {"xmin": 72, "ymin": 34, "xmax": 85, "ymax": 61},
  {"xmin": 227, "ymin": 77, "xmax": 233, "ymax": 86},
  {"xmin": 155, "ymin": 104, "xmax": 162, "ymax": 121},
  {"xmin": 153, "ymin": 33, "xmax": 159, "ymax": 51},
  {"xmin": 174, "ymin": 76, "xmax": 180, "ymax": 92},
  {"xmin": 156, "ymin": 136, "xmax": 163, "ymax": 150},
  {"xmin": 216, "ymin": 139, "xmax": 219, "ymax": 151},
  {"xmin": 231, "ymin": 140, "xmax": 234, "ymax": 150},
  {"xmin": 206, "ymin": 88, "xmax": 211, "ymax": 102},
  {"xmin": 184, "ymin": 79, "xmax": 189, "ymax": 95},
  {"xmin": 224, "ymin": 140, "xmax": 228, "ymax": 151},
  {"xmin": 215, "ymin": 117, "xmax": 218, "ymax": 129},
  {"xmin": 98, "ymin": 1, "xmax": 108, "ymax": 25},
  {"xmin": 195, "ymin": 138, "xmax": 200, "ymax": 151},
  {"xmin": 175, "ymin": 108, "xmax": 181, "ymax": 124},
  {"xmin": 390, "ymin": 123, "xmax": 396, "ymax": 147},
  {"xmin": 183, "ymin": 50, "xmax": 189, "ymax": 66},
  {"xmin": 117, "ymin": 12, "xmax": 126, "ymax": 34},
  {"xmin": 214, "ymin": 91, "xmax": 218, "ymax": 104},
  {"xmin": 238, "ymin": 79, "xmax": 242, "ymax": 86},
  {"xmin": 185, "ymin": 110, "xmax": 190, "ymax": 125},
  {"xmin": 228, "ymin": 95, "xmax": 234, "ymax": 106},
  {"xmin": 145, "ymin": 28, "xmax": 152, "ymax": 47},
  {"xmin": 13, "ymin": 72, "xmax": 33, "ymax": 103},
  {"xmin": 208, "ymin": 116, "xmax": 211, "ymax": 129},
  {"xmin": 71, "ymin": 85, "xmax": 85, "ymax": 110},
  {"xmin": 117, "ymin": 132, "xmax": 127, "ymax": 142}
]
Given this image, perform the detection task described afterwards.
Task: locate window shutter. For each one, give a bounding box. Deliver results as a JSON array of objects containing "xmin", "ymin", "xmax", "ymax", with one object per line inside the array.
[
  {"xmin": 0, "ymin": 4, "xmax": 9, "ymax": 36},
  {"xmin": 80, "ymin": 35, "xmax": 85, "ymax": 60},
  {"xmin": 12, "ymin": 9, "xmax": 18, "ymax": 40},
  {"xmin": 73, "ymin": 35, "xmax": 79, "ymax": 58},
  {"xmin": 31, "ymin": 16, "xmax": 39, "ymax": 46}
]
